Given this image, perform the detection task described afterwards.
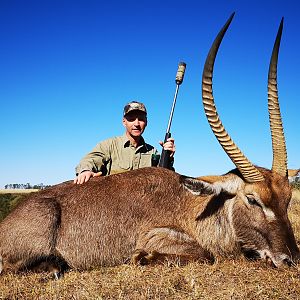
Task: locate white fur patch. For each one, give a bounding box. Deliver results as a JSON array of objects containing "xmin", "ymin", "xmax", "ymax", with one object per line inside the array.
[
  {"xmin": 183, "ymin": 176, "xmax": 242, "ymax": 196},
  {"xmin": 211, "ymin": 177, "xmax": 243, "ymax": 195},
  {"xmin": 227, "ymin": 199, "xmax": 236, "ymax": 239},
  {"xmin": 251, "ymin": 192, "xmax": 276, "ymax": 221},
  {"xmin": 0, "ymin": 256, "xmax": 3, "ymax": 274},
  {"xmin": 263, "ymin": 207, "xmax": 276, "ymax": 220}
]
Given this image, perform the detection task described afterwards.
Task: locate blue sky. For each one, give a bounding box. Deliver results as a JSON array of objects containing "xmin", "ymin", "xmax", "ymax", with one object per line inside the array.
[{"xmin": 0, "ymin": 0, "xmax": 299, "ymax": 188}]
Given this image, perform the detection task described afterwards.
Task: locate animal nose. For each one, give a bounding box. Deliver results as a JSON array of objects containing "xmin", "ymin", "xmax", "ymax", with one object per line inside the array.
[
  {"xmin": 283, "ymin": 257, "xmax": 293, "ymax": 267},
  {"xmin": 292, "ymin": 251, "xmax": 300, "ymax": 262}
]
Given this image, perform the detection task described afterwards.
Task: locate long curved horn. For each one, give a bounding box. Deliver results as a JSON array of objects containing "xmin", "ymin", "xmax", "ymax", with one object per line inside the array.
[
  {"xmin": 202, "ymin": 13, "xmax": 264, "ymax": 183},
  {"xmin": 268, "ymin": 18, "xmax": 288, "ymax": 177}
]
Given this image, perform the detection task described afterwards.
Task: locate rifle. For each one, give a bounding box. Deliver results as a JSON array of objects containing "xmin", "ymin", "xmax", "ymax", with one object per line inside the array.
[{"xmin": 158, "ymin": 62, "xmax": 186, "ymax": 169}]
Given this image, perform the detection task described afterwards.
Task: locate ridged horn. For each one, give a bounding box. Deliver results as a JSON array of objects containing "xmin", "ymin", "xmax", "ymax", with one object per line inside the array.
[
  {"xmin": 202, "ymin": 13, "xmax": 264, "ymax": 183},
  {"xmin": 268, "ymin": 18, "xmax": 288, "ymax": 177}
]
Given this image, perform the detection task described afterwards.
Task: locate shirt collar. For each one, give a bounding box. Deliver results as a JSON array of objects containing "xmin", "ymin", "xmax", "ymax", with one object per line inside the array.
[
  {"xmin": 122, "ymin": 133, "xmax": 145, "ymax": 147},
  {"xmin": 122, "ymin": 133, "xmax": 146, "ymax": 150}
]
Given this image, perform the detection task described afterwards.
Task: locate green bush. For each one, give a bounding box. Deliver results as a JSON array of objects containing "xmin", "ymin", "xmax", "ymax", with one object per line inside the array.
[{"xmin": 0, "ymin": 193, "xmax": 28, "ymax": 222}]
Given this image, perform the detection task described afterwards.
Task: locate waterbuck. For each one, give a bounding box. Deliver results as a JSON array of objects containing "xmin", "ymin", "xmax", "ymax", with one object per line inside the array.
[{"xmin": 0, "ymin": 14, "xmax": 298, "ymax": 278}]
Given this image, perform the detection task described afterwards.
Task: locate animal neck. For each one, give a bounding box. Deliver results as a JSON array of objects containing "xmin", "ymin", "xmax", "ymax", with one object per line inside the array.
[{"xmin": 193, "ymin": 196, "xmax": 240, "ymax": 258}]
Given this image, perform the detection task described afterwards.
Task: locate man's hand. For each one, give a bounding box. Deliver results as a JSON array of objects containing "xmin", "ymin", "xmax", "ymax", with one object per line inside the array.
[
  {"xmin": 74, "ymin": 170, "xmax": 102, "ymax": 184},
  {"xmin": 159, "ymin": 137, "xmax": 176, "ymax": 157}
]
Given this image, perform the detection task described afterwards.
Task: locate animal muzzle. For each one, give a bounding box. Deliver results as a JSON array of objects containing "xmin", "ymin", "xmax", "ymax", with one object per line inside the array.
[
  {"xmin": 257, "ymin": 249, "xmax": 296, "ymax": 268},
  {"xmin": 291, "ymin": 250, "xmax": 300, "ymax": 264}
]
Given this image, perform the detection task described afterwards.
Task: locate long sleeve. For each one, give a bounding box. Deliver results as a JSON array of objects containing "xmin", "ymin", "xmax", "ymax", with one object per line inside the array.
[{"xmin": 75, "ymin": 140, "xmax": 111, "ymax": 175}]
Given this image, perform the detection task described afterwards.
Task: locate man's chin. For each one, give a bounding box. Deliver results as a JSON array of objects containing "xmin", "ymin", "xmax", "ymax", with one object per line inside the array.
[{"xmin": 131, "ymin": 131, "xmax": 142, "ymax": 136}]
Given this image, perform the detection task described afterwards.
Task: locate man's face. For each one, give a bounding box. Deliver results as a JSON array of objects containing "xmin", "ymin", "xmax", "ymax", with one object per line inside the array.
[{"xmin": 123, "ymin": 111, "xmax": 147, "ymax": 138}]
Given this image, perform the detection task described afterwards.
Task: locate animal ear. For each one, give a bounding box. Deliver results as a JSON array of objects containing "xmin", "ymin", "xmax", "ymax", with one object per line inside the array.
[
  {"xmin": 181, "ymin": 174, "xmax": 242, "ymax": 196},
  {"xmin": 288, "ymin": 169, "xmax": 299, "ymax": 177}
]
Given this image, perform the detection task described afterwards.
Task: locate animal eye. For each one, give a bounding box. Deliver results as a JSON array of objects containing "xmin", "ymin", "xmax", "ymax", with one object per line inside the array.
[{"xmin": 246, "ymin": 196, "xmax": 258, "ymax": 206}]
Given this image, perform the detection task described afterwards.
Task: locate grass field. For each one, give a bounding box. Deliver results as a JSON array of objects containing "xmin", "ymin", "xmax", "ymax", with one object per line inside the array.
[
  {"xmin": 293, "ymin": 188, "xmax": 300, "ymax": 202},
  {"xmin": 0, "ymin": 189, "xmax": 39, "ymax": 194},
  {"xmin": 0, "ymin": 188, "xmax": 300, "ymax": 299}
]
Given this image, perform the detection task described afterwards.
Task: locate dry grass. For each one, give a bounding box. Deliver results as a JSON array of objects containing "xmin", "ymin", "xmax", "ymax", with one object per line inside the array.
[
  {"xmin": 292, "ymin": 189, "xmax": 300, "ymax": 202},
  {"xmin": 0, "ymin": 189, "xmax": 38, "ymax": 194},
  {"xmin": 1, "ymin": 259, "xmax": 300, "ymax": 299},
  {"xmin": 1, "ymin": 189, "xmax": 300, "ymax": 299}
]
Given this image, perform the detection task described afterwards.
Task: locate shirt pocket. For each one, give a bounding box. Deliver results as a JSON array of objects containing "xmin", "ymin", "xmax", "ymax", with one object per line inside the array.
[
  {"xmin": 118, "ymin": 160, "xmax": 131, "ymax": 170},
  {"xmin": 140, "ymin": 153, "xmax": 153, "ymax": 168},
  {"xmin": 110, "ymin": 152, "xmax": 132, "ymax": 173}
]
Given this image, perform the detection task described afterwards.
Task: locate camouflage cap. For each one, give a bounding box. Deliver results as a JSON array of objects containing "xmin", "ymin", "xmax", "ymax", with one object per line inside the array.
[{"xmin": 123, "ymin": 101, "xmax": 147, "ymax": 116}]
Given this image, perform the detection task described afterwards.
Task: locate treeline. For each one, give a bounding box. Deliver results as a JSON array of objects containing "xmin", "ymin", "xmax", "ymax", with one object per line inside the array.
[{"xmin": 4, "ymin": 183, "xmax": 51, "ymax": 190}]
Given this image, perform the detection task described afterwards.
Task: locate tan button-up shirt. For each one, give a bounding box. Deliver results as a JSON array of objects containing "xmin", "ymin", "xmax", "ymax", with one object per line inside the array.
[{"xmin": 75, "ymin": 134, "xmax": 160, "ymax": 176}]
